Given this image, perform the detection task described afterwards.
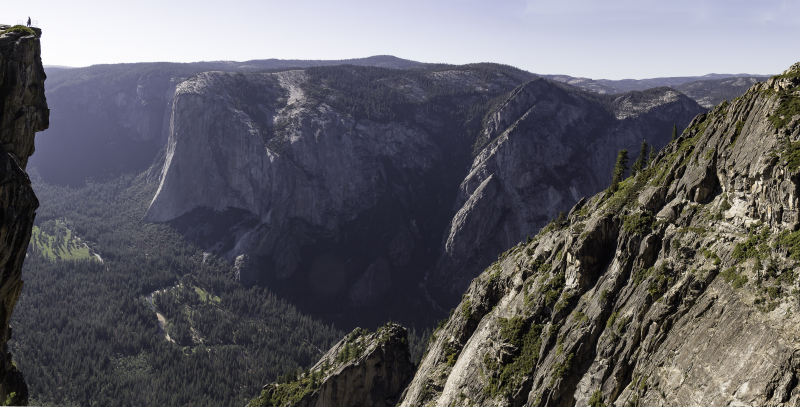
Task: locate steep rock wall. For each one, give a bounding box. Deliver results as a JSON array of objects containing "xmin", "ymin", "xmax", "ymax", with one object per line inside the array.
[
  {"xmin": 430, "ymin": 81, "xmax": 705, "ymax": 297},
  {"xmin": 0, "ymin": 25, "xmax": 49, "ymax": 405},
  {"xmin": 399, "ymin": 63, "xmax": 800, "ymax": 406},
  {"xmin": 144, "ymin": 67, "xmax": 533, "ymax": 317},
  {"xmin": 145, "ymin": 68, "xmax": 706, "ymax": 322}
]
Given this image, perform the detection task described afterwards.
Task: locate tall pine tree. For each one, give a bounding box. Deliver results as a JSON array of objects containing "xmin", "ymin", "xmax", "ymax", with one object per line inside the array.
[
  {"xmin": 631, "ymin": 140, "xmax": 649, "ymax": 175},
  {"xmin": 671, "ymin": 124, "xmax": 678, "ymax": 141},
  {"xmin": 610, "ymin": 149, "xmax": 629, "ymax": 193}
]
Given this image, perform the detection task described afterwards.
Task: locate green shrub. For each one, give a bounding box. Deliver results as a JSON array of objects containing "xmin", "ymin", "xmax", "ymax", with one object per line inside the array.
[
  {"xmin": 499, "ymin": 317, "xmax": 527, "ymax": 348},
  {"xmin": 460, "ymin": 299, "xmax": 472, "ymax": 320},
  {"xmin": 541, "ymin": 212, "xmax": 567, "ymax": 235},
  {"xmin": 444, "ymin": 342, "xmax": 459, "ymax": 366},
  {"xmin": 733, "ymin": 227, "xmax": 771, "ymax": 260},
  {"xmin": 782, "ymin": 141, "xmax": 800, "ymax": 172},
  {"xmin": 606, "ymin": 311, "xmax": 618, "ymax": 329},
  {"xmin": 775, "ymin": 230, "xmax": 800, "ymax": 260},
  {"xmin": 589, "ymin": 390, "xmax": 607, "ymax": 407},
  {"xmin": 572, "ymin": 311, "xmax": 589, "ymax": 324},
  {"xmin": 720, "ymin": 267, "xmax": 748, "ymax": 289},
  {"xmin": 769, "ymin": 94, "xmax": 800, "ymax": 130},
  {"xmin": 623, "ymin": 212, "xmax": 654, "ymax": 235},
  {"xmin": 0, "ymin": 25, "xmax": 36, "ymax": 37},
  {"xmin": 484, "ymin": 320, "xmax": 543, "ymax": 400},
  {"xmin": 539, "ymin": 271, "xmax": 566, "ymax": 307},
  {"xmin": 701, "ymin": 248, "xmax": 722, "ymax": 265},
  {"xmin": 720, "ymin": 198, "xmax": 732, "ymax": 211},
  {"xmin": 550, "ymin": 353, "xmax": 574, "ymax": 386},
  {"xmin": 767, "ymin": 286, "xmax": 781, "ymax": 299},
  {"xmin": 730, "ymin": 120, "xmax": 745, "ymax": 147}
]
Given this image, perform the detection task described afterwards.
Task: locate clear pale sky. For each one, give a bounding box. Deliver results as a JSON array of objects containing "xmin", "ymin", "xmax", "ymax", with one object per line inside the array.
[{"xmin": 3, "ymin": 0, "xmax": 798, "ymax": 79}]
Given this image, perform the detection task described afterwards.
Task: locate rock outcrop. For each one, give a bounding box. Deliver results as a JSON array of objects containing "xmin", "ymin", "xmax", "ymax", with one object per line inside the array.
[
  {"xmin": 397, "ymin": 63, "xmax": 800, "ymax": 406},
  {"xmin": 33, "ymin": 56, "xmax": 424, "ymax": 187},
  {"xmin": 248, "ymin": 323, "xmax": 414, "ymax": 407},
  {"xmin": 0, "ymin": 24, "xmax": 49, "ymax": 405},
  {"xmin": 430, "ymin": 81, "xmax": 705, "ymax": 297},
  {"xmin": 143, "ymin": 64, "xmax": 704, "ymax": 322},
  {"xmin": 144, "ymin": 65, "xmax": 535, "ymax": 317}
]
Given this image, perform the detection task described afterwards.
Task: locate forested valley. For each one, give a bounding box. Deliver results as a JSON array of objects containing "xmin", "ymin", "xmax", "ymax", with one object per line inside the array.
[{"xmin": 8, "ymin": 171, "xmax": 429, "ymax": 406}]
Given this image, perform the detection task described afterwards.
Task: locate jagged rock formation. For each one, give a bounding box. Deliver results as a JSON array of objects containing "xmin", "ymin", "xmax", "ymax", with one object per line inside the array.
[
  {"xmin": 144, "ymin": 65, "xmax": 535, "ymax": 318},
  {"xmin": 430, "ymin": 81, "xmax": 704, "ymax": 297},
  {"xmin": 0, "ymin": 24, "xmax": 49, "ymax": 406},
  {"xmin": 248, "ymin": 323, "xmax": 414, "ymax": 407},
  {"xmin": 397, "ymin": 63, "xmax": 800, "ymax": 406},
  {"xmin": 143, "ymin": 64, "xmax": 703, "ymax": 322}
]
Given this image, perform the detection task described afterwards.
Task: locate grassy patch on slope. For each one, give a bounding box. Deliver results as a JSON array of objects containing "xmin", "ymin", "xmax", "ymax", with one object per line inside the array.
[{"xmin": 29, "ymin": 224, "xmax": 94, "ymax": 261}]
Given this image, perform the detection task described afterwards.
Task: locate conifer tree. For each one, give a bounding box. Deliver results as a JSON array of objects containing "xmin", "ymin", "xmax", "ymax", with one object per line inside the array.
[
  {"xmin": 649, "ymin": 145, "xmax": 655, "ymax": 163},
  {"xmin": 632, "ymin": 140, "xmax": 648, "ymax": 174},
  {"xmin": 671, "ymin": 124, "xmax": 678, "ymax": 141},
  {"xmin": 610, "ymin": 149, "xmax": 629, "ymax": 193}
]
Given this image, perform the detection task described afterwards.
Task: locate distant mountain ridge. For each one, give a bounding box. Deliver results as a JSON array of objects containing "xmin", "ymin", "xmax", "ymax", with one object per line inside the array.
[
  {"xmin": 542, "ymin": 72, "xmax": 771, "ymax": 94},
  {"xmin": 190, "ymin": 55, "xmax": 425, "ymax": 71}
]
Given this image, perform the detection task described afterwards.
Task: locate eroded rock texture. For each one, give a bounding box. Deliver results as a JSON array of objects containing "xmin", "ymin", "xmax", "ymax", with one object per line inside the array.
[
  {"xmin": 143, "ymin": 66, "xmax": 703, "ymax": 318},
  {"xmin": 0, "ymin": 25, "xmax": 49, "ymax": 405},
  {"xmin": 249, "ymin": 323, "xmax": 414, "ymax": 407},
  {"xmin": 431, "ymin": 81, "xmax": 704, "ymax": 297},
  {"xmin": 398, "ymin": 63, "xmax": 800, "ymax": 406}
]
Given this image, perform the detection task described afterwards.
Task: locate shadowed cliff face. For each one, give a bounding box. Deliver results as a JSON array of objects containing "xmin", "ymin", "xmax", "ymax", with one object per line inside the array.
[
  {"xmin": 30, "ymin": 64, "xmax": 192, "ymax": 186},
  {"xmin": 145, "ymin": 66, "xmax": 534, "ymax": 325},
  {"xmin": 429, "ymin": 81, "xmax": 706, "ymax": 299},
  {"xmin": 143, "ymin": 65, "xmax": 706, "ymax": 326},
  {"xmin": 0, "ymin": 25, "xmax": 49, "ymax": 405},
  {"xmin": 398, "ymin": 63, "xmax": 800, "ymax": 407}
]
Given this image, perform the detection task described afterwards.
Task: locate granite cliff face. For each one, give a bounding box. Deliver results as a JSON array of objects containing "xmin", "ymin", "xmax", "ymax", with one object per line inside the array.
[
  {"xmin": 33, "ymin": 57, "xmax": 422, "ymax": 187},
  {"xmin": 248, "ymin": 323, "xmax": 414, "ymax": 407},
  {"xmin": 430, "ymin": 81, "xmax": 705, "ymax": 297},
  {"xmin": 144, "ymin": 65, "xmax": 704, "ymax": 322},
  {"xmin": 397, "ymin": 63, "xmax": 800, "ymax": 406},
  {"xmin": 145, "ymin": 65, "xmax": 535, "ymax": 320},
  {"xmin": 0, "ymin": 25, "xmax": 49, "ymax": 405}
]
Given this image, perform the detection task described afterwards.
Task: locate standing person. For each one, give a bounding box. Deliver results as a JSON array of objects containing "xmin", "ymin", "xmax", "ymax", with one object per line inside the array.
[{"xmin": 26, "ymin": 17, "xmax": 31, "ymax": 27}]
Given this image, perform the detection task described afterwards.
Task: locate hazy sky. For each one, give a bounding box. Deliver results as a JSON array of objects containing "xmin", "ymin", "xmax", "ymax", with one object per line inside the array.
[{"xmin": 4, "ymin": 0, "xmax": 798, "ymax": 79}]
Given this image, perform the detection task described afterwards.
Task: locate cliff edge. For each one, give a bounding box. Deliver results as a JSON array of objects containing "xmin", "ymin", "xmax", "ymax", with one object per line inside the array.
[
  {"xmin": 0, "ymin": 24, "xmax": 49, "ymax": 405},
  {"xmin": 248, "ymin": 323, "xmax": 415, "ymax": 407},
  {"xmin": 398, "ymin": 62, "xmax": 800, "ymax": 406}
]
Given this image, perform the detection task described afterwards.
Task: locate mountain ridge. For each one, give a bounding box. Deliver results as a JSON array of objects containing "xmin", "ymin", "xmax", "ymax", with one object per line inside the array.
[{"xmin": 252, "ymin": 61, "xmax": 800, "ymax": 407}]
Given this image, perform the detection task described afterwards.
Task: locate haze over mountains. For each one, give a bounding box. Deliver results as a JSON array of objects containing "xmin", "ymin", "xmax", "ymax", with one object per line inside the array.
[
  {"xmin": 29, "ymin": 56, "xmax": 711, "ymax": 328},
  {"xmin": 5, "ymin": 43, "xmax": 793, "ymax": 407}
]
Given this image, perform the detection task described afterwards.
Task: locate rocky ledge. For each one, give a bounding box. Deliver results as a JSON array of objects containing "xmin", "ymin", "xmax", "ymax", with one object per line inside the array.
[
  {"xmin": 248, "ymin": 323, "xmax": 415, "ymax": 407},
  {"xmin": 0, "ymin": 24, "xmax": 48, "ymax": 405}
]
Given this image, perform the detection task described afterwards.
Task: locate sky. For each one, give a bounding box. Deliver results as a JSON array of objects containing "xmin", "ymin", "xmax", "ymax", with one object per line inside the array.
[{"xmin": 3, "ymin": 0, "xmax": 799, "ymax": 79}]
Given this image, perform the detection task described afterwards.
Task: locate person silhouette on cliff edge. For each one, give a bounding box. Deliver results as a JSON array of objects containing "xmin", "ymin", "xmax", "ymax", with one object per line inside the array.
[{"xmin": 26, "ymin": 17, "xmax": 31, "ymax": 27}]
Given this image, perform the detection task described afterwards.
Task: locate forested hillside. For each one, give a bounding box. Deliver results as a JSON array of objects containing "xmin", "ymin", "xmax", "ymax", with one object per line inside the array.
[{"xmin": 9, "ymin": 172, "xmax": 346, "ymax": 406}]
